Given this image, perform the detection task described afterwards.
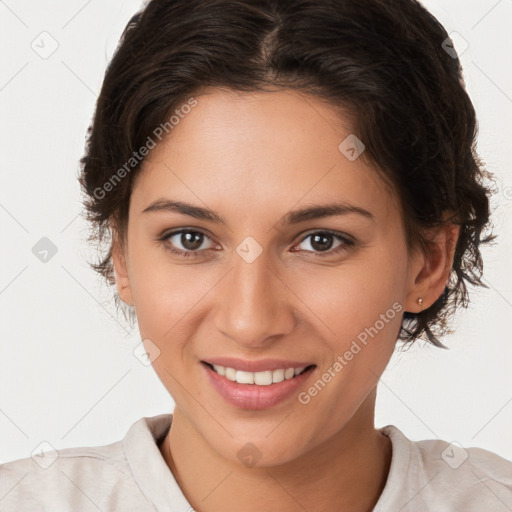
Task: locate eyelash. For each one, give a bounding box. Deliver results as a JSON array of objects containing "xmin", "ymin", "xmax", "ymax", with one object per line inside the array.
[{"xmin": 158, "ymin": 229, "xmax": 356, "ymax": 259}]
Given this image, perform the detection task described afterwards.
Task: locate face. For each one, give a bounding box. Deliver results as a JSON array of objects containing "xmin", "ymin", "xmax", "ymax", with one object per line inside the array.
[{"xmin": 113, "ymin": 88, "xmax": 430, "ymax": 467}]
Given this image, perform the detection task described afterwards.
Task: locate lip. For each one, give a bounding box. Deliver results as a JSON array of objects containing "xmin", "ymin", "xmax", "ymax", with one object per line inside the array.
[
  {"xmin": 202, "ymin": 357, "xmax": 314, "ymax": 373},
  {"xmin": 201, "ymin": 360, "xmax": 316, "ymax": 410}
]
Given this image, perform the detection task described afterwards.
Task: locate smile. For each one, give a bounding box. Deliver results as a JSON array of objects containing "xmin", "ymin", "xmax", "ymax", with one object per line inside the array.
[
  {"xmin": 201, "ymin": 359, "xmax": 316, "ymax": 410},
  {"xmin": 206, "ymin": 363, "xmax": 310, "ymax": 385}
]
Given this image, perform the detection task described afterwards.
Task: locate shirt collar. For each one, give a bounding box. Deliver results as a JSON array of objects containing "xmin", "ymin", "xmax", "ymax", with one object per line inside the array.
[
  {"xmin": 372, "ymin": 425, "xmax": 414, "ymax": 511},
  {"xmin": 123, "ymin": 416, "xmax": 412, "ymax": 512},
  {"xmin": 123, "ymin": 413, "xmax": 194, "ymax": 512}
]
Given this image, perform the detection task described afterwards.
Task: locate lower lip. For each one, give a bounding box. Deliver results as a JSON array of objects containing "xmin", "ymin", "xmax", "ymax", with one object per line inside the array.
[{"xmin": 201, "ymin": 362, "xmax": 315, "ymax": 410}]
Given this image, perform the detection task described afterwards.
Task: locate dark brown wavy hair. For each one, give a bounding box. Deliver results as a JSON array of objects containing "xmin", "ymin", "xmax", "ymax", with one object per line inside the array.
[{"xmin": 79, "ymin": 0, "xmax": 494, "ymax": 347}]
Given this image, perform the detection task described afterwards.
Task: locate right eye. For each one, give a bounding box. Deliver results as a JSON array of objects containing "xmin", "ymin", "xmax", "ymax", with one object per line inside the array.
[{"xmin": 160, "ymin": 229, "xmax": 218, "ymax": 257}]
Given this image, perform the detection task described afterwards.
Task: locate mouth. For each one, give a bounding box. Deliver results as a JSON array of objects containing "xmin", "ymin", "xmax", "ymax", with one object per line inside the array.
[
  {"xmin": 200, "ymin": 359, "xmax": 316, "ymax": 410},
  {"xmin": 202, "ymin": 361, "xmax": 315, "ymax": 385}
]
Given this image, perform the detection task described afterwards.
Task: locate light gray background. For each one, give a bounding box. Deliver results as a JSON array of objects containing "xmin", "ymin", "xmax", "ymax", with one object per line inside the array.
[{"xmin": 1, "ymin": 0, "xmax": 511, "ymax": 464}]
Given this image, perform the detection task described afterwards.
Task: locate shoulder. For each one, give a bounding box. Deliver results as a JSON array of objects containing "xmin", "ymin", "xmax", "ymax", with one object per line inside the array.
[
  {"xmin": 376, "ymin": 425, "xmax": 512, "ymax": 511},
  {"xmin": 0, "ymin": 415, "xmax": 173, "ymax": 511},
  {"xmin": 0, "ymin": 442, "xmax": 142, "ymax": 511}
]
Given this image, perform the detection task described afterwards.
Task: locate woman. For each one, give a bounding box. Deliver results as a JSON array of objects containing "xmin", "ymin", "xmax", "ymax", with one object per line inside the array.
[{"xmin": 1, "ymin": 0, "xmax": 510, "ymax": 510}]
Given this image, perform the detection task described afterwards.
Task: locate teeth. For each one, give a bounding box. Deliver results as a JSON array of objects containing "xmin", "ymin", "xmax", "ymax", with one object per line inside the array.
[
  {"xmin": 213, "ymin": 364, "xmax": 225, "ymax": 376},
  {"xmin": 225, "ymin": 367, "xmax": 236, "ymax": 381},
  {"xmin": 210, "ymin": 364, "xmax": 308, "ymax": 385},
  {"xmin": 236, "ymin": 370, "xmax": 254, "ymax": 385},
  {"xmin": 272, "ymin": 369, "xmax": 285, "ymax": 383},
  {"xmin": 284, "ymin": 368, "xmax": 295, "ymax": 380},
  {"xmin": 254, "ymin": 370, "xmax": 272, "ymax": 385}
]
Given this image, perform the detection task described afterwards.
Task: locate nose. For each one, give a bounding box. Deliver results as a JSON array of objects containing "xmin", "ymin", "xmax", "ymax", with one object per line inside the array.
[{"xmin": 212, "ymin": 251, "xmax": 296, "ymax": 349}]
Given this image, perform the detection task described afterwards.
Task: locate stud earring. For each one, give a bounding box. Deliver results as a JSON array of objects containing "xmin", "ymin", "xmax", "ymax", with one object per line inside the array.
[{"xmin": 417, "ymin": 297, "xmax": 423, "ymax": 307}]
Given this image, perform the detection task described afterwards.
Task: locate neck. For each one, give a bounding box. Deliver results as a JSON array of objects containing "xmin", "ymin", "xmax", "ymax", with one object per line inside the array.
[{"xmin": 159, "ymin": 391, "xmax": 391, "ymax": 512}]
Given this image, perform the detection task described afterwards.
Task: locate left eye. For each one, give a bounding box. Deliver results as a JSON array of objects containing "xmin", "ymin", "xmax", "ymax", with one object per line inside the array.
[{"xmin": 295, "ymin": 232, "xmax": 350, "ymax": 253}]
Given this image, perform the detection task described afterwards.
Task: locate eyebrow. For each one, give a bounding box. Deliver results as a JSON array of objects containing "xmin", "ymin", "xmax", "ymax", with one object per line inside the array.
[
  {"xmin": 141, "ymin": 199, "xmax": 375, "ymax": 224},
  {"xmin": 281, "ymin": 202, "xmax": 375, "ymax": 224},
  {"xmin": 142, "ymin": 199, "xmax": 225, "ymax": 223}
]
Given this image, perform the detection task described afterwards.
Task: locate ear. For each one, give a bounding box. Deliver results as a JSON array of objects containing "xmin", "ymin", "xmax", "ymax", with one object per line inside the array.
[
  {"xmin": 404, "ymin": 222, "xmax": 460, "ymax": 313},
  {"xmin": 112, "ymin": 235, "xmax": 134, "ymax": 307}
]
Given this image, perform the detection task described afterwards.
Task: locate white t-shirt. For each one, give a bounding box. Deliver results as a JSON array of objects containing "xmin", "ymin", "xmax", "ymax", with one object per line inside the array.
[{"xmin": 1, "ymin": 413, "xmax": 511, "ymax": 511}]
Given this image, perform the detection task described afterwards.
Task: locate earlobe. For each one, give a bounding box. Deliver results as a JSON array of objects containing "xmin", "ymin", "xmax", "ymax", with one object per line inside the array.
[
  {"xmin": 112, "ymin": 237, "xmax": 134, "ymax": 307},
  {"xmin": 405, "ymin": 223, "xmax": 460, "ymax": 313}
]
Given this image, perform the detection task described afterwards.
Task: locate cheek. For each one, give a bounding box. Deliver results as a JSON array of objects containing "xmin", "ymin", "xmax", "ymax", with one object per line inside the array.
[
  {"xmin": 126, "ymin": 238, "xmax": 182, "ymax": 334},
  {"xmin": 127, "ymin": 241, "xmax": 223, "ymax": 355},
  {"xmin": 292, "ymin": 261, "xmax": 405, "ymax": 430},
  {"xmin": 290, "ymin": 244, "xmax": 407, "ymax": 408},
  {"xmin": 131, "ymin": 266, "xmax": 207, "ymax": 339},
  {"xmin": 293, "ymin": 252, "xmax": 407, "ymax": 345}
]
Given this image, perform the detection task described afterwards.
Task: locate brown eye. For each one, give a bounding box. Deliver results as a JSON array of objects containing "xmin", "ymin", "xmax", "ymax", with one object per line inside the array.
[
  {"xmin": 179, "ymin": 231, "xmax": 205, "ymax": 250},
  {"xmin": 162, "ymin": 229, "xmax": 215, "ymax": 255},
  {"xmin": 309, "ymin": 233, "xmax": 335, "ymax": 252},
  {"xmin": 295, "ymin": 231, "xmax": 354, "ymax": 255}
]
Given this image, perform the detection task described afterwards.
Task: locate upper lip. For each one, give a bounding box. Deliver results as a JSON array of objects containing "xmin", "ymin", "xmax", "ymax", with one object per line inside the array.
[{"xmin": 202, "ymin": 357, "xmax": 315, "ymax": 373}]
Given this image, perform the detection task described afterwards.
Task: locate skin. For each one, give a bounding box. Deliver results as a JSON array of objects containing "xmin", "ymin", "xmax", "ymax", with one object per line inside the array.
[{"xmin": 112, "ymin": 88, "xmax": 459, "ymax": 511}]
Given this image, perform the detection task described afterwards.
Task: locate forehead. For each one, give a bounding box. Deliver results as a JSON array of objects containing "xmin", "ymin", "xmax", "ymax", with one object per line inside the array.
[{"xmin": 132, "ymin": 88, "xmax": 399, "ymax": 225}]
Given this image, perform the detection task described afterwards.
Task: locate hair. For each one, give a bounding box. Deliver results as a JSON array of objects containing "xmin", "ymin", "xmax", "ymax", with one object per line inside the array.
[{"xmin": 79, "ymin": 0, "xmax": 494, "ymax": 347}]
